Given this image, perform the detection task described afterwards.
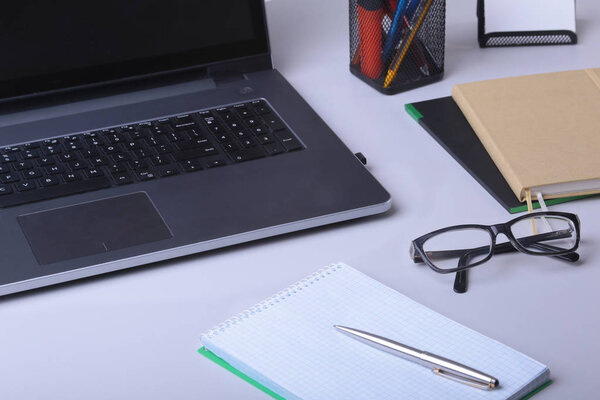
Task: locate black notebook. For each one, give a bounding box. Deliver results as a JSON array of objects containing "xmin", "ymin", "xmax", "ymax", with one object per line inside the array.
[{"xmin": 405, "ymin": 96, "xmax": 589, "ymax": 213}]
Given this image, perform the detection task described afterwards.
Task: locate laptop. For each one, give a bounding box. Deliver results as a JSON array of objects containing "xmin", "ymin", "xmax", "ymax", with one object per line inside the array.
[{"xmin": 0, "ymin": 0, "xmax": 391, "ymax": 296}]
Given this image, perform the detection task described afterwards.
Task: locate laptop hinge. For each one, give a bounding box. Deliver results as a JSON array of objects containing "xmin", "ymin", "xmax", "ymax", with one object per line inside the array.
[
  {"xmin": 210, "ymin": 71, "xmax": 247, "ymax": 85},
  {"xmin": 206, "ymin": 54, "xmax": 272, "ymax": 85}
]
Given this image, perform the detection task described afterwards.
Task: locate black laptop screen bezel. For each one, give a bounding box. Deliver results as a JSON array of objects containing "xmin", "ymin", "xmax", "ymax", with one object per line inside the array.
[{"xmin": 0, "ymin": 0, "xmax": 270, "ymax": 101}]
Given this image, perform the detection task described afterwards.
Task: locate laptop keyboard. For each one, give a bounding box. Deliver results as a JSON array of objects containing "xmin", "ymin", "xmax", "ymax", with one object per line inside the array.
[{"xmin": 0, "ymin": 99, "xmax": 304, "ymax": 208}]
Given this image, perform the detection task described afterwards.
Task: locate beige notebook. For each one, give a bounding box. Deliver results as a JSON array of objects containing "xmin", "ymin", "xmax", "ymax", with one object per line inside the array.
[{"xmin": 452, "ymin": 68, "xmax": 600, "ymax": 202}]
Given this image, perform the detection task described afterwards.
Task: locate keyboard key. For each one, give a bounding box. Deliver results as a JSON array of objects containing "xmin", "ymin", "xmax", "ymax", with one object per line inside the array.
[
  {"xmin": 112, "ymin": 153, "xmax": 131, "ymax": 162},
  {"xmin": 69, "ymin": 160, "xmax": 88, "ymax": 170},
  {"xmin": 263, "ymin": 142, "xmax": 286, "ymax": 155},
  {"xmin": 201, "ymin": 115, "xmax": 218, "ymax": 127},
  {"xmin": 227, "ymin": 120, "xmax": 243, "ymax": 130},
  {"xmin": 42, "ymin": 145, "xmax": 62, "ymax": 155},
  {"xmin": 85, "ymin": 168, "xmax": 105, "ymax": 179},
  {"xmin": 264, "ymin": 116, "xmax": 286, "ymax": 131},
  {"xmin": 0, "ymin": 165, "xmax": 10, "ymax": 173},
  {"xmin": 64, "ymin": 141, "xmax": 83, "ymax": 151},
  {"xmin": 221, "ymin": 142, "xmax": 239, "ymax": 152},
  {"xmin": 62, "ymin": 172, "xmax": 81, "ymax": 182},
  {"xmin": 136, "ymin": 170, "xmax": 156, "ymax": 181},
  {"xmin": 208, "ymin": 124, "xmax": 226, "ymax": 135},
  {"xmin": 0, "ymin": 177, "xmax": 111, "ymax": 208},
  {"xmin": 58, "ymin": 153, "xmax": 79, "ymax": 162},
  {"xmin": 90, "ymin": 156, "xmax": 108, "ymax": 167},
  {"xmin": 129, "ymin": 159, "xmax": 149, "ymax": 170},
  {"xmin": 1, "ymin": 153, "xmax": 17, "ymax": 163},
  {"xmin": 219, "ymin": 111, "xmax": 236, "ymax": 122},
  {"xmin": 155, "ymin": 144, "xmax": 174, "ymax": 154},
  {"xmin": 108, "ymin": 163, "xmax": 128, "ymax": 173},
  {"xmin": 187, "ymin": 127, "xmax": 208, "ymax": 139},
  {"xmin": 40, "ymin": 176, "xmax": 60, "ymax": 187},
  {"xmin": 133, "ymin": 147, "xmax": 154, "ymax": 159},
  {"xmin": 241, "ymin": 138, "xmax": 257, "ymax": 148},
  {"xmin": 23, "ymin": 169, "xmax": 43, "ymax": 179},
  {"xmin": 244, "ymin": 117, "xmax": 260, "ymax": 127},
  {"xmin": 214, "ymin": 133, "xmax": 232, "ymax": 143},
  {"xmin": 206, "ymin": 159, "xmax": 226, "ymax": 168},
  {"xmin": 235, "ymin": 108, "xmax": 252, "ymax": 118},
  {"xmin": 129, "ymin": 130, "xmax": 148, "ymax": 140},
  {"xmin": 22, "ymin": 150, "xmax": 41, "ymax": 160},
  {"xmin": 231, "ymin": 129, "xmax": 251, "ymax": 140},
  {"xmin": 151, "ymin": 155, "xmax": 170, "ymax": 166},
  {"xmin": 16, "ymin": 181, "xmax": 36, "ymax": 191},
  {"xmin": 156, "ymin": 165, "xmax": 180, "ymax": 177},
  {"xmin": 230, "ymin": 147, "xmax": 265, "ymax": 162},
  {"xmin": 258, "ymin": 134, "xmax": 275, "ymax": 144},
  {"xmin": 275, "ymin": 130, "xmax": 304, "ymax": 151},
  {"xmin": 80, "ymin": 148, "xmax": 102, "ymax": 158},
  {"xmin": 37, "ymin": 157, "xmax": 56, "ymax": 166},
  {"xmin": 172, "ymin": 121, "xmax": 197, "ymax": 131},
  {"xmin": 0, "ymin": 184, "xmax": 13, "ymax": 195},
  {"xmin": 146, "ymin": 136, "xmax": 164, "ymax": 147},
  {"xmin": 177, "ymin": 138, "xmax": 211, "ymax": 151},
  {"xmin": 1, "ymin": 173, "xmax": 20, "ymax": 183},
  {"xmin": 174, "ymin": 146, "xmax": 218, "ymax": 161},
  {"xmin": 45, "ymin": 165, "xmax": 65, "ymax": 175},
  {"xmin": 21, "ymin": 142, "xmax": 40, "ymax": 150},
  {"xmin": 113, "ymin": 171, "xmax": 134, "ymax": 185},
  {"xmin": 251, "ymin": 100, "xmax": 270, "ymax": 114},
  {"xmin": 13, "ymin": 161, "xmax": 33, "ymax": 170},
  {"xmin": 180, "ymin": 161, "xmax": 202, "ymax": 172},
  {"xmin": 173, "ymin": 114, "xmax": 193, "ymax": 124},
  {"xmin": 251, "ymin": 126, "xmax": 268, "ymax": 135}
]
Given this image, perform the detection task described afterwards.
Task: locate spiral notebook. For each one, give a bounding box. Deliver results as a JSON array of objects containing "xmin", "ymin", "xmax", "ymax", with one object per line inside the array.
[{"xmin": 199, "ymin": 263, "xmax": 551, "ymax": 400}]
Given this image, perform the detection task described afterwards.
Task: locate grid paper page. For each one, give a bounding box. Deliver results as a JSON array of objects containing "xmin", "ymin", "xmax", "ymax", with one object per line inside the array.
[{"xmin": 201, "ymin": 263, "xmax": 549, "ymax": 400}]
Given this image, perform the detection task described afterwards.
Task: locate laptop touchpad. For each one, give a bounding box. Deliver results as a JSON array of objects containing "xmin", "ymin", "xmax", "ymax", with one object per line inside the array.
[{"xmin": 18, "ymin": 192, "xmax": 173, "ymax": 265}]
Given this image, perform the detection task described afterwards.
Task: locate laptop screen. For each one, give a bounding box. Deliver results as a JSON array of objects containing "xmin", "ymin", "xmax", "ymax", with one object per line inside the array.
[{"xmin": 0, "ymin": 0, "xmax": 269, "ymax": 100}]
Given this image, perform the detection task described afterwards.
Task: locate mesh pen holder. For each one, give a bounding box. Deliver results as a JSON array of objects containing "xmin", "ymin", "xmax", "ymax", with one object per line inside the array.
[{"xmin": 349, "ymin": 0, "xmax": 445, "ymax": 95}]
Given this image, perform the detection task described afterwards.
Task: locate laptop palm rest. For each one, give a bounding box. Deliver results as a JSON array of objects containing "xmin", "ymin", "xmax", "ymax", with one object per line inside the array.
[{"xmin": 17, "ymin": 192, "xmax": 173, "ymax": 265}]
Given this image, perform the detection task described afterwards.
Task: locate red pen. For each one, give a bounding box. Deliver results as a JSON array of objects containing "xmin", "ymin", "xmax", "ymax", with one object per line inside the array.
[{"xmin": 357, "ymin": 0, "xmax": 385, "ymax": 79}]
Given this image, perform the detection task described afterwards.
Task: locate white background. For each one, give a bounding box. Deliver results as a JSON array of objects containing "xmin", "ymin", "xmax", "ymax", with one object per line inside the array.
[{"xmin": 1, "ymin": 0, "xmax": 599, "ymax": 399}]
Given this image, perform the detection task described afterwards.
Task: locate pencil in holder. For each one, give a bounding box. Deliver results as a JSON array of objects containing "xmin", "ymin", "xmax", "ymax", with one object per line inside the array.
[{"xmin": 349, "ymin": 0, "xmax": 445, "ymax": 95}]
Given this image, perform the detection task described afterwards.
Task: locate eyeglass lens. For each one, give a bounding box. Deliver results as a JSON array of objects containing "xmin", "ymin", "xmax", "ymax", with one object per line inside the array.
[
  {"xmin": 510, "ymin": 215, "xmax": 577, "ymax": 254},
  {"xmin": 422, "ymin": 228, "xmax": 492, "ymax": 270}
]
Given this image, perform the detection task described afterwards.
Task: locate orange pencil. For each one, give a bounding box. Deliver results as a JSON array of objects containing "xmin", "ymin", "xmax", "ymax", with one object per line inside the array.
[{"xmin": 383, "ymin": 0, "xmax": 432, "ymax": 88}]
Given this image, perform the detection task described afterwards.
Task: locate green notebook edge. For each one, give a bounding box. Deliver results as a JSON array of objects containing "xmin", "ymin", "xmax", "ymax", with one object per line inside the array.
[
  {"xmin": 198, "ymin": 347, "xmax": 552, "ymax": 400},
  {"xmin": 198, "ymin": 347, "xmax": 286, "ymax": 400}
]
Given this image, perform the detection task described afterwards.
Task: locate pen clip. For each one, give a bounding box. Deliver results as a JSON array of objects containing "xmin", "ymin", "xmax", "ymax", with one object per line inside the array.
[{"xmin": 432, "ymin": 368, "xmax": 494, "ymax": 390}]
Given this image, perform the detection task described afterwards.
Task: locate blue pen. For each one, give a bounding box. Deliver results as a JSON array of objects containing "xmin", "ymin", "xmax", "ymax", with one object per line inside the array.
[
  {"xmin": 383, "ymin": 0, "xmax": 421, "ymax": 63},
  {"xmin": 382, "ymin": 0, "xmax": 409, "ymax": 62}
]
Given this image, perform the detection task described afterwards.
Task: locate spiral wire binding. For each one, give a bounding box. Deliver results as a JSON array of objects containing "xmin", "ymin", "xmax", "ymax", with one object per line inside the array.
[{"xmin": 202, "ymin": 263, "xmax": 345, "ymax": 340}]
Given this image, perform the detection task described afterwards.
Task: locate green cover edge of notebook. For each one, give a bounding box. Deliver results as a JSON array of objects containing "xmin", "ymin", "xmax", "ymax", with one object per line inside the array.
[
  {"xmin": 405, "ymin": 103, "xmax": 424, "ymax": 121},
  {"xmin": 198, "ymin": 347, "xmax": 286, "ymax": 400},
  {"xmin": 198, "ymin": 347, "xmax": 552, "ymax": 400},
  {"xmin": 509, "ymin": 196, "xmax": 590, "ymax": 213}
]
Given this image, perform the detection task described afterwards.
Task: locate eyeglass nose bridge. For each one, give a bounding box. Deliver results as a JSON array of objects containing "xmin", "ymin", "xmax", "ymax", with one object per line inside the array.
[{"xmin": 490, "ymin": 224, "xmax": 511, "ymax": 238}]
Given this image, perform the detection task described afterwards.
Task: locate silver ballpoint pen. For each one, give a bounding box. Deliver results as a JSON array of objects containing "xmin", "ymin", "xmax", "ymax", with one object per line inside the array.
[{"xmin": 334, "ymin": 325, "xmax": 499, "ymax": 390}]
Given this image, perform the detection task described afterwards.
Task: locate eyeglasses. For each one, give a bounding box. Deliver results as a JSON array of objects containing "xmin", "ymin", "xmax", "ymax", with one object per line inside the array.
[{"xmin": 410, "ymin": 211, "xmax": 581, "ymax": 293}]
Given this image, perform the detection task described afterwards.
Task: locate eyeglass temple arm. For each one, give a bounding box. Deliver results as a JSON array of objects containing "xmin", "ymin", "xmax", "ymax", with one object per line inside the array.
[
  {"xmin": 452, "ymin": 238, "xmax": 579, "ymax": 294},
  {"xmin": 412, "ymin": 229, "xmax": 577, "ymax": 263}
]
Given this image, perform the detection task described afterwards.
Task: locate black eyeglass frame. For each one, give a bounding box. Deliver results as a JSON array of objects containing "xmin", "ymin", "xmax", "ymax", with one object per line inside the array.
[{"xmin": 410, "ymin": 211, "xmax": 581, "ymax": 274}]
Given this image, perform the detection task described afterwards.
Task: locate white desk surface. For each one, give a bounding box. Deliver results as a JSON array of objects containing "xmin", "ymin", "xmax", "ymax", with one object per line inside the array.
[{"xmin": 2, "ymin": 1, "xmax": 600, "ymax": 399}]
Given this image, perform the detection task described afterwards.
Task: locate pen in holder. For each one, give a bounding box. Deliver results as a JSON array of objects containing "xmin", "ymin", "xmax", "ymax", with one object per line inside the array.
[{"xmin": 349, "ymin": 0, "xmax": 445, "ymax": 95}]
